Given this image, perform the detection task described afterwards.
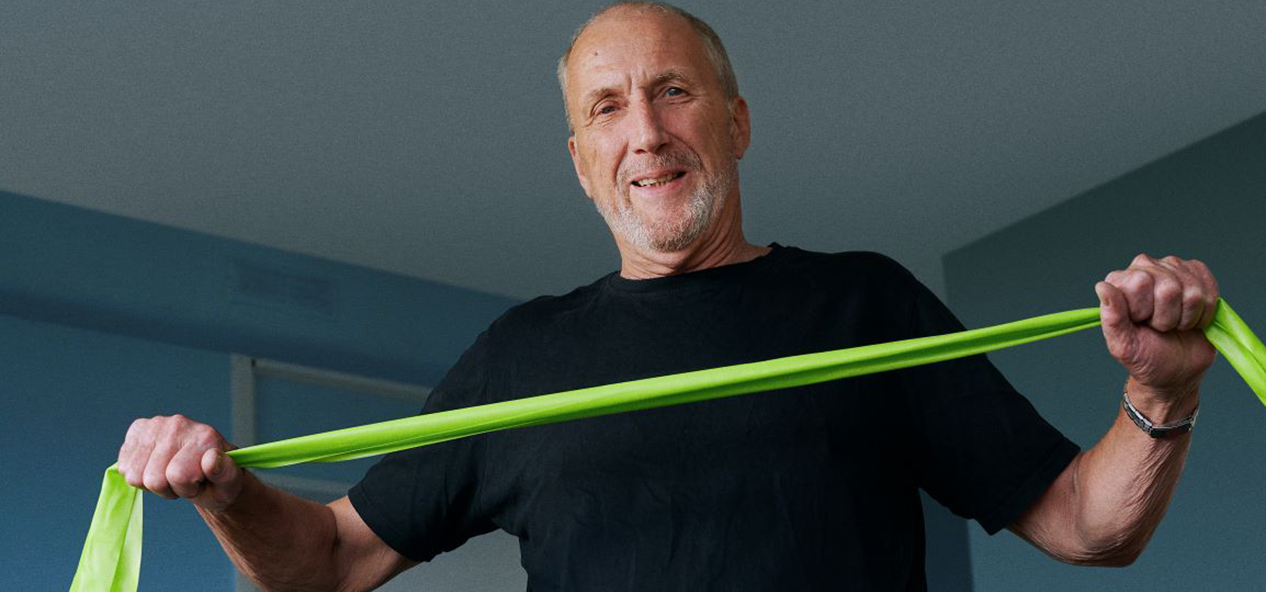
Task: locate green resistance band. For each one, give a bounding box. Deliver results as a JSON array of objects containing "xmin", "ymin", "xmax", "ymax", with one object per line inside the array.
[{"xmin": 69, "ymin": 299, "xmax": 1266, "ymax": 592}]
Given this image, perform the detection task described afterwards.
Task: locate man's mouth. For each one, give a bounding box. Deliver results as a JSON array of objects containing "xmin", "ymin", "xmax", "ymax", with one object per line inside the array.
[{"xmin": 631, "ymin": 171, "xmax": 686, "ymax": 188}]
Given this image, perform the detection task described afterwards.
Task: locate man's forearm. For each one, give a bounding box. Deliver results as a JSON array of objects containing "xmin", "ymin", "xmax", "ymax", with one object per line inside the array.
[
  {"xmin": 1069, "ymin": 377, "xmax": 1196, "ymax": 563},
  {"xmin": 197, "ymin": 471, "xmax": 343, "ymax": 592},
  {"xmin": 1014, "ymin": 377, "xmax": 1197, "ymax": 565},
  {"xmin": 118, "ymin": 414, "xmax": 409, "ymax": 591}
]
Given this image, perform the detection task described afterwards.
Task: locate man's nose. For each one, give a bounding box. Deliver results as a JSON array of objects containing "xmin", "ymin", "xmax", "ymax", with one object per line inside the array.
[{"xmin": 628, "ymin": 100, "xmax": 669, "ymax": 154}]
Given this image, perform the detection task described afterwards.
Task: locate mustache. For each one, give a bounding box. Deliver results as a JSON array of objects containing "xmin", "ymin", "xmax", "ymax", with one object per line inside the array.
[{"xmin": 617, "ymin": 151, "xmax": 702, "ymax": 187}]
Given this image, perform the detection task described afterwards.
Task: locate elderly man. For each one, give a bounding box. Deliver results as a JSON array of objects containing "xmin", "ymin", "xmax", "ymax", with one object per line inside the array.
[{"xmin": 117, "ymin": 3, "xmax": 1218, "ymax": 590}]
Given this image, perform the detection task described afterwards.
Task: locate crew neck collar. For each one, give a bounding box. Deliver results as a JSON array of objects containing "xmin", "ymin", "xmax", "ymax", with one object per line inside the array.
[{"xmin": 603, "ymin": 243, "xmax": 789, "ymax": 294}]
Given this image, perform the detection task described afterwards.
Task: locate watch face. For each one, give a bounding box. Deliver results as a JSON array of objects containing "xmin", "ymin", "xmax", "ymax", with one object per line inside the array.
[
  {"xmin": 1156, "ymin": 422, "xmax": 1194, "ymax": 438},
  {"xmin": 1123, "ymin": 395, "xmax": 1196, "ymax": 438}
]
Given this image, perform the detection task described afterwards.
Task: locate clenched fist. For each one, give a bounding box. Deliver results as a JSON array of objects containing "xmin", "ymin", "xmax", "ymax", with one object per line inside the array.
[
  {"xmin": 117, "ymin": 415, "xmax": 246, "ymax": 513},
  {"xmin": 1096, "ymin": 254, "xmax": 1219, "ymax": 398}
]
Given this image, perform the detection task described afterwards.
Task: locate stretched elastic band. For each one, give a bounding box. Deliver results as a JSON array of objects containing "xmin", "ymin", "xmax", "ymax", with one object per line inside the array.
[{"xmin": 69, "ymin": 298, "xmax": 1266, "ymax": 592}]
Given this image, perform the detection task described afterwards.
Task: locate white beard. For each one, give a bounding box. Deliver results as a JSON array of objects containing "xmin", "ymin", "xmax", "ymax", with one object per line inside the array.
[{"xmin": 597, "ymin": 155, "xmax": 738, "ymax": 253}]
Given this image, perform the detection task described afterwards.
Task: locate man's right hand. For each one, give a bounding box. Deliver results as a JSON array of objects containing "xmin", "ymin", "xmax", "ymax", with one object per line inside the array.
[{"xmin": 117, "ymin": 415, "xmax": 246, "ymax": 513}]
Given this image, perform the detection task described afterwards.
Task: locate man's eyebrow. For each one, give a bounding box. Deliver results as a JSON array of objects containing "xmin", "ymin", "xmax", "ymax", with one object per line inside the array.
[
  {"xmin": 581, "ymin": 86, "xmax": 620, "ymax": 112},
  {"xmin": 580, "ymin": 71, "xmax": 696, "ymax": 112},
  {"xmin": 653, "ymin": 70, "xmax": 691, "ymax": 86}
]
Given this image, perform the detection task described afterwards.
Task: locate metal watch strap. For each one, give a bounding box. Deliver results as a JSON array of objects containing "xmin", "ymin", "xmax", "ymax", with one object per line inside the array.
[{"xmin": 1122, "ymin": 388, "xmax": 1198, "ymax": 438}]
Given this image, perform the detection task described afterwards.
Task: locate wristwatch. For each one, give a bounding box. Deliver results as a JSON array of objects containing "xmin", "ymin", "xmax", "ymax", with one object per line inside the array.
[{"xmin": 1122, "ymin": 389, "xmax": 1198, "ymax": 438}]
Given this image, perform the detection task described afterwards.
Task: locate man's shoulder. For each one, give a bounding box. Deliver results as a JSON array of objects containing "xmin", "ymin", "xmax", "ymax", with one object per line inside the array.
[
  {"xmin": 483, "ymin": 275, "xmax": 610, "ymax": 339},
  {"xmin": 771, "ymin": 246, "xmax": 921, "ymax": 290},
  {"xmin": 778, "ymin": 246, "xmax": 911, "ymax": 272}
]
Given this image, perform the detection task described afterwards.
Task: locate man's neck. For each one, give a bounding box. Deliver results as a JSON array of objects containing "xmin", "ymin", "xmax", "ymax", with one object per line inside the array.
[{"xmin": 616, "ymin": 222, "xmax": 771, "ymax": 280}]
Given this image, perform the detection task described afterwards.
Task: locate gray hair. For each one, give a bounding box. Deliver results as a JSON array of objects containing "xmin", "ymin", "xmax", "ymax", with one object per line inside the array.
[{"xmin": 556, "ymin": 2, "xmax": 740, "ymax": 130}]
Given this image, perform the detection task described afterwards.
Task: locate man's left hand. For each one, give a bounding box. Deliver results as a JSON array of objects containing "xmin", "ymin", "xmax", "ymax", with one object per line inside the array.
[{"xmin": 1096, "ymin": 254, "xmax": 1219, "ymax": 400}]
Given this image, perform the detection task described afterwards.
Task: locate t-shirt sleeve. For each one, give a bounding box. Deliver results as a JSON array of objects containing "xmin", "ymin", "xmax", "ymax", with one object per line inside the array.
[
  {"xmin": 347, "ymin": 330, "xmax": 499, "ymax": 562},
  {"xmin": 894, "ymin": 267, "xmax": 1080, "ymax": 535}
]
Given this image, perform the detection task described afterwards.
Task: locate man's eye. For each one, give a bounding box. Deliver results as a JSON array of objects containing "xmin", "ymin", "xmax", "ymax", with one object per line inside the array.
[
  {"xmin": 596, "ymin": 104, "xmax": 617, "ymax": 115},
  {"xmin": 665, "ymin": 87, "xmax": 685, "ymax": 97}
]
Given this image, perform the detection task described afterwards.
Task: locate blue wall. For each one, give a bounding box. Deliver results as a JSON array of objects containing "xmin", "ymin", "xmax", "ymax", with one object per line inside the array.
[
  {"xmin": 1, "ymin": 316, "xmax": 231, "ymax": 590},
  {"xmin": 945, "ymin": 111, "xmax": 1266, "ymax": 590},
  {"xmin": 0, "ymin": 192, "xmax": 518, "ymax": 385},
  {"xmin": 0, "ymin": 192, "xmax": 518, "ymax": 589}
]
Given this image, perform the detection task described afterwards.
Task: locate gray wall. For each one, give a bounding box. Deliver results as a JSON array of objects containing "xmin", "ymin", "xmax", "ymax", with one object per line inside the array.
[
  {"xmin": 7, "ymin": 1, "xmax": 1264, "ymax": 301},
  {"xmin": 945, "ymin": 111, "xmax": 1266, "ymax": 590}
]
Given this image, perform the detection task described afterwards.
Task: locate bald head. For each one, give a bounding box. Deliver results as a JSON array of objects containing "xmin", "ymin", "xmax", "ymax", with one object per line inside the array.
[{"xmin": 557, "ymin": 2, "xmax": 739, "ymax": 130}]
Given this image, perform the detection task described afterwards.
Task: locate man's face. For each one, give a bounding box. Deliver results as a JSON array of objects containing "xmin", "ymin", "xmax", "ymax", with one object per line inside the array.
[{"xmin": 565, "ymin": 9, "xmax": 750, "ymax": 253}]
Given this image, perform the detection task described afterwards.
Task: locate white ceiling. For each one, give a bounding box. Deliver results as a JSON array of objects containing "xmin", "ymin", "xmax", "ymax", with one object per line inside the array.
[{"xmin": 3, "ymin": 1, "xmax": 1264, "ymax": 299}]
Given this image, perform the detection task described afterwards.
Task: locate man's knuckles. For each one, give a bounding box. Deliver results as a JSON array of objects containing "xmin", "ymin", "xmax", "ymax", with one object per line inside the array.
[
  {"xmin": 1152, "ymin": 272, "xmax": 1182, "ymax": 303},
  {"xmin": 1105, "ymin": 257, "xmax": 1216, "ymax": 332},
  {"xmin": 120, "ymin": 414, "xmax": 229, "ymax": 498},
  {"xmin": 1148, "ymin": 275, "xmax": 1182, "ymax": 329},
  {"xmin": 122, "ymin": 468, "xmax": 145, "ymax": 489},
  {"xmin": 125, "ymin": 417, "xmax": 147, "ymax": 440},
  {"xmin": 142, "ymin": 467, "xmax": 176, "ymax": 498},
  {"xmin": 1179, "ymin": 285, "xmax": 1207, "ymax": 330},
  {"xmin": 1115, "ymin": 271, "xmax": 1155, "ymax": 322},
  {"xmin": 1189, "ymin": 259, "xmax": 1219, "ymax": 293},
  {"xmin": 166, "ymin": 459, "xmax": 206, "ymax": 488},
  {"xmin": 1115, "ymin": 268, "xmax": 1153, "ymax": 293}
]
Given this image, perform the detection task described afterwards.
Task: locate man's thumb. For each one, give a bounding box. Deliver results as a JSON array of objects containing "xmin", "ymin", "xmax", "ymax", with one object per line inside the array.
[
  {"xmin": 1095, "ymin": 281, "xmax": 1135, "ymax": 360},
  {"xmin": 202, "ymin": 448, "xmax": 240, "ymax": 485}
]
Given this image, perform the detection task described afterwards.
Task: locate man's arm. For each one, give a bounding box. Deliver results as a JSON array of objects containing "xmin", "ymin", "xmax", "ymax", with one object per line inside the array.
[
  {"xmin": 1010, "ymin": 254, "xmax": 1217, "ymax": 565},
  {"xmin": 117, "ymin": 415, "xmax": 416, "ymax": 592}
]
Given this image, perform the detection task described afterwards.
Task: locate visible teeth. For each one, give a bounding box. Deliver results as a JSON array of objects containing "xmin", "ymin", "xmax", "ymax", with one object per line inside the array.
[{"xmin": 634, "ymin": 174, "xmax": 678, "ymax": 187}]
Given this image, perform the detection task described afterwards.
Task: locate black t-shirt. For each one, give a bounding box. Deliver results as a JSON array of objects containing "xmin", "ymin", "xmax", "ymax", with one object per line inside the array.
[{"xmin": 349, "ymin": 246, "xmax": 1079, "ymax": 591}]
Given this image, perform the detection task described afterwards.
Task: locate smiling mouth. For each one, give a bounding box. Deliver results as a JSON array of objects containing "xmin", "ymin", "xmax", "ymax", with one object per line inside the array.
[{"xmin": 632, "ymin": 172, "xmax": 686, "ymax": 188}]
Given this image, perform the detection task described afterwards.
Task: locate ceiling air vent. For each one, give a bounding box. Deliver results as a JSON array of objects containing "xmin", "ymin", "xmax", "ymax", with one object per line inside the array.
[{"xmin": 229, "ymin": 260, "xmax": 338, "ymax": 319}]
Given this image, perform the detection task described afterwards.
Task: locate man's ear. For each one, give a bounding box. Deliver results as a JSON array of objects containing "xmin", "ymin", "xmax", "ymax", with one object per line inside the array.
[
  {"xmin": 568, "ymin": 135, "xmax": 594, "ymax": 199},
  {"xmin": 729, "ymin": 97, "xmax": 751, "ymax": 159}
]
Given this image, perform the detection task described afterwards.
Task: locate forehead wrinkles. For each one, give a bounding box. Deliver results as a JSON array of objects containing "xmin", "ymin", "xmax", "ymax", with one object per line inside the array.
[
  {"xmin": 565, "ymin": 13, "xmax": 712, "ymax": 116},
  {"xmin": 574, "ymin": 33, "xmax": 680, "ymax": 84}
]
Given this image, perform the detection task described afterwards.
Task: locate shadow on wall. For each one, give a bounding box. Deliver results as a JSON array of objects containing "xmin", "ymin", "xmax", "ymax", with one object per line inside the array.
[{"xmin": 946, "ymin": 110, "xmax": 1266, "ymax": 591}]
